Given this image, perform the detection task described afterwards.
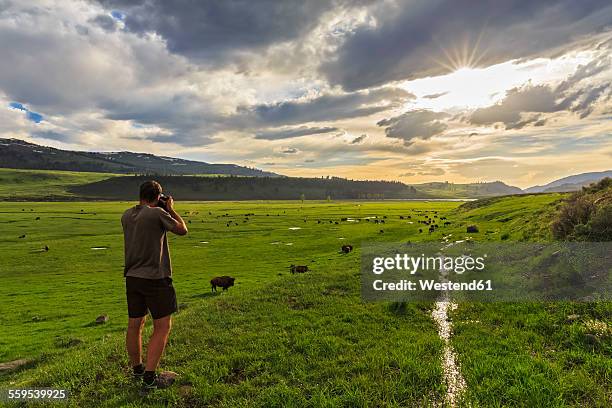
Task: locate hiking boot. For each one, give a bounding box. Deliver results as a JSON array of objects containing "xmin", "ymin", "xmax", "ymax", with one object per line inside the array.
[
  {"xmin": 132, "ymin": 364, "xmax": 145, "ymax": 380},
  {"xmin": 142, "ymin": 371, "xmax": 178, "ymax": 391}
]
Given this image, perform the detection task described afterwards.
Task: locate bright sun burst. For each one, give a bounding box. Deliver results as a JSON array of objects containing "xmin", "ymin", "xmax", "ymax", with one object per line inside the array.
[
  {"xmin": 403, "ymin": 47, "xmax": 592, "ymax": 111},
  {"xmin": 434, "ymin": 30, "xmax": 488, "ymax": 72}
]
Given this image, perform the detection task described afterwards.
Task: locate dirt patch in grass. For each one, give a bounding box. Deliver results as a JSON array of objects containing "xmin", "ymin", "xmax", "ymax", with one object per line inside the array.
[
  {"xmin": 287, "ymin": 296, "xmax": 313, "ymax": 310},
  {"xmin": 223, "ymin": 367, "xmax": 246, "ymax": 385}
]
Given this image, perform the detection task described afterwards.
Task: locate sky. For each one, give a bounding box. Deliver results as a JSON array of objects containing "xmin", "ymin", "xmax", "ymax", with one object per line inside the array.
[{"xmin": 1, "ymin": 0, "xmax": 611, "ymax": 188}]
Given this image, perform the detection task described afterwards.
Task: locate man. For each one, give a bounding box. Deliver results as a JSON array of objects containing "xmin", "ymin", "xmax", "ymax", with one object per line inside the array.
[{"xmin": 121, "ymin": 180, "xmax": 188, "ymax": 390}]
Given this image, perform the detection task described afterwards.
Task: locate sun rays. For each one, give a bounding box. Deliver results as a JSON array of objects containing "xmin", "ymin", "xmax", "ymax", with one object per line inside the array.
[{"xmin": 433, "ymin": 27, "xmax": 489, "ymax": 72}]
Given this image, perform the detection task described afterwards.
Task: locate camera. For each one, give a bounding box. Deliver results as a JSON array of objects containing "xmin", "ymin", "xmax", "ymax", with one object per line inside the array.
[{"xmin": 158, "ymin": 193, "xmax": 170, "ymax": 211}]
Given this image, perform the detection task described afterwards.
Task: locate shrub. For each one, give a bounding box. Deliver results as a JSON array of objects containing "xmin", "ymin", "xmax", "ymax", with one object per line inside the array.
[{"xmin": 552, "ymin": 178, "xmax": 612, "ymax": 241}]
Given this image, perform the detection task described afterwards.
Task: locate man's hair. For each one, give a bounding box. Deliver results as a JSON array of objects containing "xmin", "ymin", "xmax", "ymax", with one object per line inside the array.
[{"xmin": 139, "ymin": 180, "xmax": 162, "ymax": 202}]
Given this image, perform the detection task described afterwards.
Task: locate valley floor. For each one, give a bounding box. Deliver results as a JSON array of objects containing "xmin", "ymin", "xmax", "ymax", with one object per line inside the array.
[{"xmin": 0, "ymin": 198, "xmax": 609, "ymax": 407}]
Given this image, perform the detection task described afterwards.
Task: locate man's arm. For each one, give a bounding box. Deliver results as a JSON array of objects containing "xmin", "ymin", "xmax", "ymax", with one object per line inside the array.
[{"xmin": 165, "ymin": 196, "xmax": 188, "ymax": 236}]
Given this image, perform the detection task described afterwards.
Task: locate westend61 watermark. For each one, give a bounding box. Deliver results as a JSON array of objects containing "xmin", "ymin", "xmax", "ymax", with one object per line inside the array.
[{"xmin": 361, "ymin": 242, "xmax": 611, "ymax": 302}]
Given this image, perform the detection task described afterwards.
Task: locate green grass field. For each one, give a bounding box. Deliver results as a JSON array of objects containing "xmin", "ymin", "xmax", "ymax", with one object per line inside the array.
[
  {"xmin": 0, "ymin": 168, "xmax": 118, "ymax": 200},
  {"xmin": 1, "ymin": 195, "xmax": 610, "ymax": 407}
]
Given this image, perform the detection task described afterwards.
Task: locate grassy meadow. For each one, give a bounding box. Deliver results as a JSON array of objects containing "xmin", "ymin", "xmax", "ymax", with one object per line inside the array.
[
  {"xmin": 0, "ymin": 193, "xmax": 610, "ymax": 406},
  {"xmin": 0, "ymin": 168, "xmax": 118, "ymax": 200}
]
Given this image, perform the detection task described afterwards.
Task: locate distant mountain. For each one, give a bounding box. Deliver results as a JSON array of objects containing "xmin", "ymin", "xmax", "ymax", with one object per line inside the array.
[
  {"xmin": 0, "ymin": 138, "xmax": 279, "ymax": 177},
  {"xmin": 524, "ymin": 171, "xmax": 612, "ymax": 193},
  {"xmin": 412, "ymin": 181, "xmax": 523, "ymax": 198}
]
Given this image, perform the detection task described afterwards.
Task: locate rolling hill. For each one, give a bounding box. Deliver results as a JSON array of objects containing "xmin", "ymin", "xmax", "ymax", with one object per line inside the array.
[
  {"xmin": 524, "ymin": 170, "xmax": 612, "ymax": 193},
  {"xmin": 412, "ymin": 181, "xmax": 523, "ymax": 198},
  {"xmin": 0, "ymin": 168, "xmax": 117, "ymax": 200},
  {"xmin": 0, "ymin": 138, "xmax": 278, "ymax": 177}
]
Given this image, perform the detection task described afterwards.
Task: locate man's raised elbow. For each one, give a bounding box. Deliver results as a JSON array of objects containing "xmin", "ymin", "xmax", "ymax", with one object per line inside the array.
[{"xmin": 173, "ymin": 225, "xmax": 188, "ymax": 236}]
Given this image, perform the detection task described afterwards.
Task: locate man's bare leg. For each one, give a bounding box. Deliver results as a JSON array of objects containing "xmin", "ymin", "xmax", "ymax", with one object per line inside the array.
[
  {"xmin": 127, "ymin": 317, "xmax": 146, "ymax": 367},
  {"xmin": 145, "ymin": 315, "xmax": 172, "ymax": 371}
]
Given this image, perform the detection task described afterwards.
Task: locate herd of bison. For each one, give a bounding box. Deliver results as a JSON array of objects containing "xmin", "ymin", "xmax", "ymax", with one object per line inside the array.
[
  {"xmin": 15, "ymin": 206, "xmax": 470, "ymax": 293},
  {"xmin": 207, "ymin": 209, "xmax": 466, "ymax": 293}
]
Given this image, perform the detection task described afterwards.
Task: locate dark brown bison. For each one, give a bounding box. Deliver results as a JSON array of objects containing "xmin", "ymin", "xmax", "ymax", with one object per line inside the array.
[
  {"xmin": 211, "ymin": 276, "xmax": 235, "ymax": 292},
  {"xmin": 341, "ymin": 245, "xmax": 353, "ymax": 254},
  {"xmin": 290, "ymin": 265, "xmax": 309, "ymax": 274}
]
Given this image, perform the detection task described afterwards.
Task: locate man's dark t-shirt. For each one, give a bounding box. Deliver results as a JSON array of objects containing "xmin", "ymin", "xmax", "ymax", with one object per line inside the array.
[{"xmin": 121, "ymin": 205, "xmax": 178, "ymax": 279}]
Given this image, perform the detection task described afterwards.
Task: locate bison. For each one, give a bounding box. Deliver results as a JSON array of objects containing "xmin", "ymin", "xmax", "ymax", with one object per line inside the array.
[
  {"xmin": 211, "ymin": 276, "xmax": 235, "ymax": 292},
  {"xmin": 341, "ymin": 245, "xmax": 353, "ymax": 254},
  {"xmin": 290, "ymin": 265, "xmax": 309, "ymax": 274}
]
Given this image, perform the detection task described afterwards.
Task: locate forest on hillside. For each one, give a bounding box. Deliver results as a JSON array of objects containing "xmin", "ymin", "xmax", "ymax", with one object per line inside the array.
[{"xmin": 69, "ymin": 175, "xmax": 426, "ymax": 201}]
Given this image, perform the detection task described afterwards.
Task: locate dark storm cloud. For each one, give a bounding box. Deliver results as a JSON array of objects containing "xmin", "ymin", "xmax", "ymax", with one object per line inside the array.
[
  {"xmin": 377, "ymin": 110, "xmax": 450, "ymax": 145},
  {"xmin": 254, "ymin": 126, "xmax": 339, "ymax": 140},
  {"xmin": 97, "ymin": 85, "xmax": 412, "ymax": 146},
  {"xmin": 572, "ymin": 84, "xmax": 610, "ymax": 118},
  {"xmin": 93, "ymin": 0, "xmax": 373, "ymax": 62},
  {"xmin": 470, "ymin": 85, "xmax": 558, "ymax": 128},
  {"xmin": 242, "ymin": 88, "xmax": 413, "ymax": 126},
  {"xmin": 101, "ymin": 87, "xmax": 412, "ymax": 146},
  {"xmin": 321, "ymin": 0, "xmax": 612, "ymax": 90}
]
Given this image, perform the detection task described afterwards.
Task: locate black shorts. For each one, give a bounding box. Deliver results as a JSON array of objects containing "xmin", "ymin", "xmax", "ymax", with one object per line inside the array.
[{"xmin": 126, "ymin": 276, "xmax": 177, "ymax": 320}]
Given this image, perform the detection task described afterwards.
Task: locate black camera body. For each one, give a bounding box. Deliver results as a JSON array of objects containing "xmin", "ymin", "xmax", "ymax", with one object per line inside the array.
[{"xmin": 157, "ymin": 193, "xmax": 170, "ymax": 211}]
